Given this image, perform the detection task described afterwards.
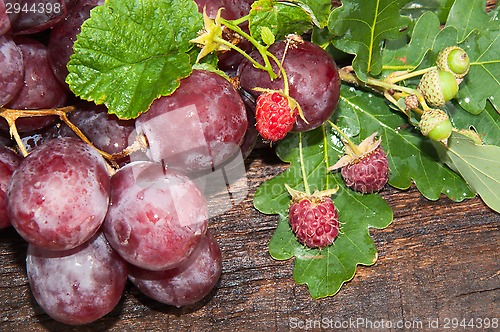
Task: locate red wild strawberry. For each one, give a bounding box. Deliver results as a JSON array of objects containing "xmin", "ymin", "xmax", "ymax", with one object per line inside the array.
[
  {"xmin": 286, "ymin": 185, "xmax": 340, "ymax": 249},
  {"xmin": 255, "ymin": 91, "xmax": 298, "ymax": 142},
  {"xmin": 328, "ymin": 132, "xmax": 389, "ymax": 194}
]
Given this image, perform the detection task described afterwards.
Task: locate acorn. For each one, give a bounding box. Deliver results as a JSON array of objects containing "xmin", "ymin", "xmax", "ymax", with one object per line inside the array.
[
  {"xmin": 419, "ymin": 108, "xmax": 453, "ymax": 142},
  {"xmin": 417, "ymin": 69, "xmax": 458, "ymax": 107},
  {"xmin": 436, "ymin": 46, "xmax": 470, "ymax": 79}
]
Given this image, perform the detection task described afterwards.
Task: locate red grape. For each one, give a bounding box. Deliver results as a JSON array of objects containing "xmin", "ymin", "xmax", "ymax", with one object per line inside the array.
[
  {"xmin": 135, "ymin": 69, "xmax": 247, "ymax": 172},
  {"xmin": 3, "ymin": 37, "xmax": 69, "ymax": 133},
  {"xmin": 7, "ymin": 137, "xmax": 110, "ymax": 250},
  {"xmin": 128, "ymin": 232, "xmax": 222, "ymax": 308},
  {"xmin": 26, "ymin": 232, "xmax": 128, "ymax": 325},
  {"xmin": 0, "ymin": 35, "xmax": 24, "ymax": 107},
  {"xmin": 103, "ymin": 161, "xmax": 208, "ymax": 271},
  {"xmin": 0, "ymin": 146, "xmax": 21, "ymax": 229}
]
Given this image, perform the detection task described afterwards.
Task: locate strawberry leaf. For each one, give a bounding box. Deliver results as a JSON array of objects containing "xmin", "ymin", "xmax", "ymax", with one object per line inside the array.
[
  {"xmin": 66, "ymin": 0, "xmax": 202, "ymax": 119},
  {"xmin": 327, "ymin": 0, "xmax": 412, "ymax": 81},
  {"xmin": 254, "ymin": 124, "xmax": 393, "ymax": 299}
]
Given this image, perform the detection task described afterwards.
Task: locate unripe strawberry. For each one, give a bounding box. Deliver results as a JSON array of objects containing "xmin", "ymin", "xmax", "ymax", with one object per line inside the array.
[
  {"xmin": 437, "ymin": 46, "xmax": 470, "ymax": 79},
  {"xmin": 419, "ymin": 109, "xmax": 453, "ymax": 142},
  {"xmin": 417, "ymin": 69, "xmax": 458, "ymax": 107}
]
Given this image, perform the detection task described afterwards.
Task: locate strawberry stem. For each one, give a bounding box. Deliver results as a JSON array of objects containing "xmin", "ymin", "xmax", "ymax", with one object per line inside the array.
[
  {"xmin": 328, "ymin": 120, "xmax": 362, "ymax": 156},
  {"xmin": 298, "ymin": 133, "xmax": 311, "ymax": 196}
]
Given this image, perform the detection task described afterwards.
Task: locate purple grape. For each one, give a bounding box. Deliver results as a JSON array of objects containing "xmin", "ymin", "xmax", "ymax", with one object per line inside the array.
[
  {"xmin": 135, "ymin": 69, "xmax": 247, "ymax": 172},
  {"xmin": 3, "ymin": 37, "xmax": 69, "ymax": 133},
  {"xmin": 238, "ymin": 40, "xmax": 341, "ymax": 132},
  {"xmin": 8, "ymin": 0, "xmax": 77, "ymax": 35},
  {"xmin": 103, "ymin": 161, "xmax": 208, "ymax": 271},
  {"xmin": 26, "ymin": 232, "xmax": 128, "ymax": 325},
  {"xmin": 128, "ymin": 232, "xmax": 222, "ymax": 308},
  {"xmin": 48, "ymin": 0, "xmax": 104, "ymax": 87},
  {"xmin": 0, "ymin": 35, "xmax": 24, "ymax": 107},
  {"xmin": 239, "ymin": 89, "xmax": 258, "ymax": 159},
  {"xmin": 0, "ymin": 0, "xmax": 12, "ymax": 35},
  {"xmin": 19, "ymin": 122, "xmax": 61, "ymax": 153},
  {"xmin": 7, "ymin": 137, "xmax": 110, "ymax": 251},
  {"xmin": 0, "ymin": 145, "xmax": 21, "ymax": 229},
  {"xmin": 56, "ymin": 102, "xmax": 136, "ymax": 156}
]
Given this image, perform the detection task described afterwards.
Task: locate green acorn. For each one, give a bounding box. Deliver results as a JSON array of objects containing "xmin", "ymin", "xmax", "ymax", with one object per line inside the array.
[
  {"xmin": 436, "ymin": 46, "xmax": 470, "ymax": 79},
  {"xmin": 417, "ymin": 69, "xmax": 458, "ymax": 107},
  {"xmin": 419, "ymin": 109, "xmax": 453, "ymax": 142}
]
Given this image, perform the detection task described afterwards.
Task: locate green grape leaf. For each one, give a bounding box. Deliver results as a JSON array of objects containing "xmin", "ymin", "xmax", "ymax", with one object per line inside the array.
[
  {"xmin": 66, "ymin": 0, "xmax": 202, "ymax": 119},
  {"xmin": 446, "ymin": 0, "xmax": 492, "ymax": 42},
  {"xmin": 401, "ymin": 0, "xmax": 455, "ymax": 23},
  {"xmin": 328, "ymin": 0, "xmax": 412, "ymax": 81},
  {"xmin": 248, "ymin": 0, "xmax": 314, "ymax": 42},
  {"xmin": 434, "ymin": 132, "xmax": 500, "ymax": 213},
  {"xmin": 253, "ymin": 123, "xmax": 393, "ymax": 299}
]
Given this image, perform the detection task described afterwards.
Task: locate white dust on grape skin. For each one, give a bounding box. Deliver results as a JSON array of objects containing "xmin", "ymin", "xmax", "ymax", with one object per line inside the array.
[
  {"xmin": 0, "ymin": 36, "xmax": 24, "ymax": 107},
  {"xmin": 135, "ymin": 70, "xmax": 247, "ymax": 173},
  {"xmin": 103, "ymin": 161, "xmax": 208, "ymax": 271},
  {"xmin": 26, "ymin": 233, "xmax": 128, "ymax": 325},
  {"xmin": 7, "ymin": 138, "xmax": 110, "ymax": 250}
]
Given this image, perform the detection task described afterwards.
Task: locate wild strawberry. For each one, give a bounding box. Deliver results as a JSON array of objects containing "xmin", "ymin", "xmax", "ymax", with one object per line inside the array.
[
  {"xmin": 286, "ymin": 185, "xmax": 340, "ymax": 249},
  {"xmin": 255, "ymin": 91, "xmax": 298, "ymax": 142},
  {"xmin": 328, "ymin": 132, "xmax": 389, "ymax": 194}
]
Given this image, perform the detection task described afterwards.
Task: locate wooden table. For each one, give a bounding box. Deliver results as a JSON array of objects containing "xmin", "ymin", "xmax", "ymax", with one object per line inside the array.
[{"xmin": 1, "ymin": 145, "xmax": 498, "ymax": 331}]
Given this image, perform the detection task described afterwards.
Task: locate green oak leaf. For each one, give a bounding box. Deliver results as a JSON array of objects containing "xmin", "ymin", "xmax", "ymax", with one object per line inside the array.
[
  {"xmin": 66, "ymin": 0, "xmax": 202, "ymax": 119},
  {"xmin": 448, "ymin": 101, "xmax": 500, "ymax": 146},
  {"xmin": 446, "ymin": 0, "xmax": 492, "ymax": 42},
  {"xmin": 434, "ymin": 132, "xmax": 500, "ymax": 213},
  {"xmin": 337, "ymin": 86, "xmax": 475, "ymax": 201},
  {"xmin": 456, "ymin": 29, "xmax": 500, "ymax": 114},
  {"xmin": 248, "ymin": 0, "xmax": 314, "ymax": 42},
  {"xmin": 253, "ymin": 84, "xmax": 480, "ymax": 298},
  {"xmin": 401, "ymin": 0, "xmax": 455, "ymax": 23},
  {"xmin": 328, "ymin": 0, "xmax": 412, "ymax": 81},
  {"xmin": 382, "ymin": 11, "xmax": 441, "ymax": 72},
  {"xmin": 254, "ymin": 124, "xmax": 393, "ymax": 299}
]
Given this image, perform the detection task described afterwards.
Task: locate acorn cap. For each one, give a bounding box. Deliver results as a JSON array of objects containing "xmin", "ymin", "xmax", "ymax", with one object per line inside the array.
[{"xmin": 417, "ymin": 69, "xmax": 458, "ymax": 107}]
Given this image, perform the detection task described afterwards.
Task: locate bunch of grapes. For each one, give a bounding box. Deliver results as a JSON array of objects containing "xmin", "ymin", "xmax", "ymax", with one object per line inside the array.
[{"xmin": 0, "ymin": 0, "xmax": 346, "ymax": 326}]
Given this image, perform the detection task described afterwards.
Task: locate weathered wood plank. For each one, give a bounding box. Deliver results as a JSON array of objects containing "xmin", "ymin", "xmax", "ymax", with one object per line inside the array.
[{"xmin": 1, "ymin": 146, "xmax": 498, "ymax": 331}]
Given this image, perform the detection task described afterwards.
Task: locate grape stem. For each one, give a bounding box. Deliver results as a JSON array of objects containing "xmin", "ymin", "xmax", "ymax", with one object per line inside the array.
[{"xmin": 0, "ymin": 106, "xmax": 119, "ymax": 168}]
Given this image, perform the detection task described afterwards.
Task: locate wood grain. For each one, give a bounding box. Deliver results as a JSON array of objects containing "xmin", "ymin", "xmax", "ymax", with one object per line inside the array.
[
  {"xmin": 1, "ymin": 1, "xmax": 498, "ymax": 330},
  {"xmin": 1, "ymin": 146, "xmax": 499, "ymax": 331}
]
